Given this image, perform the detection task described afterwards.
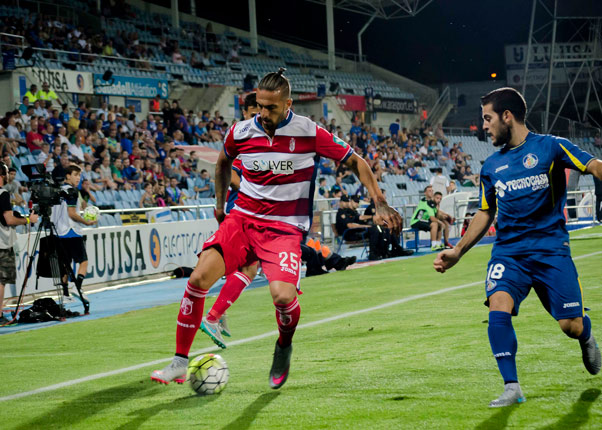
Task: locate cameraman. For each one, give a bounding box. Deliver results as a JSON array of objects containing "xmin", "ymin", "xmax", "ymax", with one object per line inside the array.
[
  {"xmin": 50, "ymin": 165, "xmax": 96, "ymax": 301},
  {"xmin": 1, "ymin": 162, "xmax": 39, "ymax": 323}
]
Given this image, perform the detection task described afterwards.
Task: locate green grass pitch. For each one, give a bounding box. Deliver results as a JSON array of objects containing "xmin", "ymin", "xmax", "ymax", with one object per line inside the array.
[{"xmin": 1, "ymin": 227, "xmax": 602, "ymax": 429}]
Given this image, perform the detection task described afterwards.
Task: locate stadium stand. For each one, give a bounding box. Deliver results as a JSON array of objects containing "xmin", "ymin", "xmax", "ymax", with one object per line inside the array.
[{"xmin": 1, "ymin": 1, "xmax": 601, "ymax": 237}]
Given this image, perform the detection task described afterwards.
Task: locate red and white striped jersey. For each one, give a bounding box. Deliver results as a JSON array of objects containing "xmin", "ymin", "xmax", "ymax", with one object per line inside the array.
[{"xmin": 223, "ymin": 110, "xmax": 353, "ymax": 231}]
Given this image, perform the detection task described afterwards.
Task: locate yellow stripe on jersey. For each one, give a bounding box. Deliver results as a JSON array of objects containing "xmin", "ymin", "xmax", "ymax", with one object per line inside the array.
[
  {"xmin": 578, "ymin": 278, "xmax": 584, "ymax": 317},
  {"xmin": 548, "ymin": 161, "xmax": 555, "ymax": 206},
  {"xmin": 559, "ymin": 143, "xmax": 587, "ymax": 172},
  {"xmin": 480, "ymin": 181, "xmax": 489, "ymax": 210},
  {"xmin": 509, "ymin": 138, "xmax": 527, "ymax": 150}
]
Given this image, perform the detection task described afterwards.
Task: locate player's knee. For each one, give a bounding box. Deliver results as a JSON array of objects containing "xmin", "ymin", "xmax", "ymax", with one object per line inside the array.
[
  {"xmin": 559, "ymin": 318, "xmax": 583, "ymax": 338},
  {"xmin": 488, "ymin": 291, "xmax": 514, "ymax": 313},
  {"xmin": 189, "ymin": 269, "xmax": 212, "ymax": 290},
  {"xmin": 271, "ymin": 284, "xmax": 296, "ymax": 304},
  {"xmin": 272, "ymin": 291, "xmax": 296, "ymax": 305}
]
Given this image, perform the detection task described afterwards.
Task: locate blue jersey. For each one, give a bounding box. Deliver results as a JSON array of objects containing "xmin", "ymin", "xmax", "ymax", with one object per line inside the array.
[{"xmin": 479, "ymin": 132, "xmax": 594, "ymax": 257}]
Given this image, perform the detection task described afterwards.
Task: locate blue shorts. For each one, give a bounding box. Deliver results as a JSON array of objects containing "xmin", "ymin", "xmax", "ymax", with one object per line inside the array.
[{"xmin": 484, "ymin": 254, "xmax": 584, "ymax": 320}]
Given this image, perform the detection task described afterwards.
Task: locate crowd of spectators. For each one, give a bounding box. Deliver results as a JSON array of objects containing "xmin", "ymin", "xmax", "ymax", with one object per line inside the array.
[
  {"xmin": 1, "ymin": 77, "xmax": 481, "ymax": 215},
  {"xmin": 316, "ymin": 117, "xmax": 479, "ymax": 200},
  {"xmin": 0, "ymin": 89, "xmax": 230, "ymax": 210}
]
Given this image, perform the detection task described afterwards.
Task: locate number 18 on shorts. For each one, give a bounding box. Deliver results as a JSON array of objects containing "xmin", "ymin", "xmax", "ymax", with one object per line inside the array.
[{"xmin": 484, "ymin": 254, "xmax": 585, "ymax": 320}]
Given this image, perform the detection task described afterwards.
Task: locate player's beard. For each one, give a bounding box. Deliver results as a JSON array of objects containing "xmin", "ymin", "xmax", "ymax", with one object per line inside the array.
[
  {"xmin": 492, "ymin": 123, "xmax": 511, "ymax": 147},
  {"xmin": 261, "ymin": 109, "xmax": 286, "ymax": 133}
]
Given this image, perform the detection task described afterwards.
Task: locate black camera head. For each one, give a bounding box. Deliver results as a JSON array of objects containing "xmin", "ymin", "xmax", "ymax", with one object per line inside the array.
[{"xmin": 21, "ymin": 163, "xmax": 49, "ymax": 182}]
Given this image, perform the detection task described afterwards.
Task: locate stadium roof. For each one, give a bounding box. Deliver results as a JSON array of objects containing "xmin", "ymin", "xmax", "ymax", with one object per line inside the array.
[{"xmin": 304, "ymin": 0, "xmax": 434, "ymax": 19}]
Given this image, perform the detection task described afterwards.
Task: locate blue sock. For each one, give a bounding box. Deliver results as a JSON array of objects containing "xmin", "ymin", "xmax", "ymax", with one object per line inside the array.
[
  {"xmin": 488, "ymin": 311, "xmax": 518, "ymax": 384},
  {"xmin": 579, "ymin": 314, "xmax": 592, "ymax": 342}
]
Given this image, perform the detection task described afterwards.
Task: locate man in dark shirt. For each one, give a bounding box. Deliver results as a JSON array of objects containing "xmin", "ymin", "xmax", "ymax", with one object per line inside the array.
[
  {"xmin": 1, "ymin": 162, "xmax": 39, "ymax": 324},
  {"xmin": 335, "ymin": 195, "xmax": 386, "ymax": 260},
  {"xmin": 364, "ymin": 191, "xmax": 414, "ymax": 257}
]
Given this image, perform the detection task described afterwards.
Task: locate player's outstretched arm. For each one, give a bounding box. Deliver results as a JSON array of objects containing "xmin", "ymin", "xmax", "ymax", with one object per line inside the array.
[
  {"xmin": 586, "ymin": 159, "xmax": 602, "ymax": 181},
  {"xmin": 215, "ymin": 149, "xmax": 233, "ymax": 223},
  {"xmin": 433, "ymin": 209, "xmax": 494, "ymax": 273},
  {"xmin": 344, "ymin": 153, "xmax": 402, "ymax": 233}
]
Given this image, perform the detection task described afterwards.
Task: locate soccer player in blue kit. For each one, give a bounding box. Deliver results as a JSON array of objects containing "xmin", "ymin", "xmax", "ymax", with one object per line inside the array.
[{"xmin": 434, "ymin": 87, "xmax": 602, "ymax": 407}]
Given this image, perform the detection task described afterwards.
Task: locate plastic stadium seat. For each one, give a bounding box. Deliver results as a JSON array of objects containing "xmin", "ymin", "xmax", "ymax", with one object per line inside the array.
[{"xmin": 113, "ymin": 214, "xmax": 123, "ymax": 226}]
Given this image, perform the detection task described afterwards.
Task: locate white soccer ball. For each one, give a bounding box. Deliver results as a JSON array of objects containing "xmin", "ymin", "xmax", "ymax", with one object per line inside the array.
[
  {"xmin": 83, "ymin": 205, "xmax": 99, "ymax": 221},
  {"xmin": 187, "ymin": 353, "xmax": 229, "ymax": 395}
]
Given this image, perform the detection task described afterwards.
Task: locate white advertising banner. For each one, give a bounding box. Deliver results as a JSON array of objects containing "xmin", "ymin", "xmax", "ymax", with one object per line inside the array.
[
  {"xmin": 23, "ymin": 67, "xmax": 94, "ymax": 94},
  {"xmin": 11, "ymin": 219, "xmax": 218, "ymax": 297},
  {"xmin": 504, "ymin": 43, "xmax": 601, "ymax": 86}
]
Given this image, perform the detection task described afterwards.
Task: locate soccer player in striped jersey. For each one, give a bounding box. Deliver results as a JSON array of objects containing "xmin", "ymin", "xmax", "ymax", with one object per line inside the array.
[
  {"xmin": 434, "ymin": 87, "xmax": 602, "ymax": 407},
  {"xmin": 152, "ymin": 69, "xmax": 402, "ymax": 389}
]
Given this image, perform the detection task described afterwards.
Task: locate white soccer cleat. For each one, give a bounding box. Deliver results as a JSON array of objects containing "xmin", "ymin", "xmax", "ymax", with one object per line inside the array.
[
  {"xmin": 150, "ymin": 357, "xmax": 188, "ymax": 385},
  {"xmin": 200, "ymin": 317, "xmax": 227, "ymax": 348},
  {"xmin": 489, "ymin": 383, "xmax": 526, "ymax": 407}
]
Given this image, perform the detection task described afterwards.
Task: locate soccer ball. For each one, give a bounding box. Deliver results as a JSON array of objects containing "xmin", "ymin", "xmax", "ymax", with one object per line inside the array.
[
  {"xmin": 83, "ymin": 205, "xmax": 99, "ymax": 221},
  {"xmin": 187, "ymin": 353, "xmax": 229, "ymax": 395}
]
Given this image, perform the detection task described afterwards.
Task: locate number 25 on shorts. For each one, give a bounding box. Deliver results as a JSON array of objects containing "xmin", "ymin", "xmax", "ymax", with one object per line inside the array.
[{"xmin": 279, "ymin": 252, "xmax": 299, "ymax": 275}]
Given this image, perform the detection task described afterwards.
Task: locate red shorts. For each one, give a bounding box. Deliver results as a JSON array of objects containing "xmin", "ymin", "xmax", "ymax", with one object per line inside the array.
[{"xmin": 202, "ymin": 210, "xmax": 303, "ymax": 287}]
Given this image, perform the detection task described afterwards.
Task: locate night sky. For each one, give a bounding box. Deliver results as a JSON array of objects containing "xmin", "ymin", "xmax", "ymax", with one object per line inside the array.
[{"xmin": 198, "ymin": 0, "xmax": 533, "ymax": 84}]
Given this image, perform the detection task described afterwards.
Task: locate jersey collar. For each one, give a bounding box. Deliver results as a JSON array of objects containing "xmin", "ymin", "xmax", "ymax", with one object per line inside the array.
[{"xmin": 507, "ymin": 131, "xmax": 532, "ymax": 151}]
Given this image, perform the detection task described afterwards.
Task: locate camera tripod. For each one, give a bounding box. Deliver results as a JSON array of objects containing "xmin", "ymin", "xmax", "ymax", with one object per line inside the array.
[{"xmin": 12, "ymin": 214, "xmax": 90, "ymax": 321}]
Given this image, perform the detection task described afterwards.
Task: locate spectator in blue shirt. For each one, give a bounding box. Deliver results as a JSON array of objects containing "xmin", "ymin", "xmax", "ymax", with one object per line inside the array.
[
  {"xmin": 43, "ymin": 124, "xmax": 56, "ymax": 145},
  {"xmin": 121, "ymin": 133, "xmax": 133, "ymax": 154},
  {"xmin": 166, "ymin": 176, "xmax": 184, "ymax": 205},
  {"xmin": 389, "ymin": 118, "xmax": 400, "ymax": 139},
  {"xmin": 173, "ymin": 130, "xmax": 188, "ymax": 146},
  {"xmin": 122, "ymin": 158, "xmax": 142, "ymax": 188},
  {"xmin": 194, "ymin": 169, "xmax": 215, "ymax": 198},
  {"xmin": 319, "ymin": 157, "xmax": 334, "ymax": 175},
  {"xmin": 154, "ymin": 123, "xmax": 165, "ymax": 143},
  {"xmin": 48, "ymin": 109, "xmax": 62, "ymax": 132},
  {"xmin": 58, "ymin": 103, "xmax": 70, "ymax": 124},
  {"xmin": 350, "ymin": 120, "xmax": 362, "ymax": 137}
]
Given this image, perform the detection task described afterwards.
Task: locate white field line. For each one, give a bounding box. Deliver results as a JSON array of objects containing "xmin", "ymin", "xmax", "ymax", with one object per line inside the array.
[{"xmin": 1, "ymin": 250, "xmax": 600, "ymax": 403}]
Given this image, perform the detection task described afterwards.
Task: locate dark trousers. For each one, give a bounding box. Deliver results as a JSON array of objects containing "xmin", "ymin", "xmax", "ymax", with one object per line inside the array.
[{"xmin": 597, "ymin": 194, "xmax": 602, "ymax": 222}]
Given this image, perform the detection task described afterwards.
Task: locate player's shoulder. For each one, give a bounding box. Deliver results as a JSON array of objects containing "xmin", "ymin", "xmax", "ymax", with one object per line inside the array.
[
  {"xmin": 528, "ymin": 131, "xmax": 570, "ymax": 148},
  {"xmin": 228, "ymin": 118, "xmax": 259, "ymax": 141},
  {"xmin": 277, "ymin": 111, "xmax": 317, "ymax": 137}
]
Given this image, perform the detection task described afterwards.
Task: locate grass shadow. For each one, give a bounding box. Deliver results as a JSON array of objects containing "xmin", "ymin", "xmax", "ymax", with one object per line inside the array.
[
  {"xmin": 116, "ymin": 390, "xmax": 219, "ymax": 430},
  {"xmin": 538, "ymin": 388, "xmax": 601, "ymax": 430},
  {"xmin": 474, "ymin": 404, "xmax": 518, "ymax": 430},
  {"xmin": 14, "ymin": 380, "xmax": 158, "ymax": 430},
  {"xmin": 220, "ymin": 391, "xmax": 280, "ymax": 430}
]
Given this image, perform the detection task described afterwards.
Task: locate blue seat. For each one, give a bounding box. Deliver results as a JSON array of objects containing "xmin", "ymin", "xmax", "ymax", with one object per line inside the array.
[{"xmin": 113, "ymin": 214, "xmax": 123, "ymax": 226}]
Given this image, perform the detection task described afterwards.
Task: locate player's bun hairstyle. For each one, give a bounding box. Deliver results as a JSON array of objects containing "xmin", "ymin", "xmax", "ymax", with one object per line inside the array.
[
  {"xmin": 243, "ymin": 92, "xmax": 258, "ymax": 110},
  {"xmin": 258, "ymin": 68, "xmax": 291, "ymax": 99},
  {"xmin": 480, "ymin": 87, "xmax": 527, "ymax": 124}
]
